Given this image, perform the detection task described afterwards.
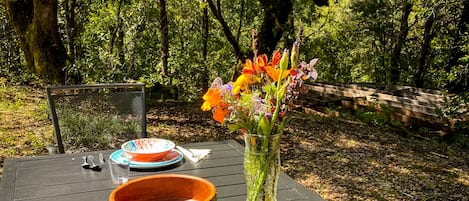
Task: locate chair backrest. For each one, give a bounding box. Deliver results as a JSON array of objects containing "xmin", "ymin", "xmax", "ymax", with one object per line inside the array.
[{"xmin": 47, "ymin": 83, "xmax": 147, "ymax": 153}]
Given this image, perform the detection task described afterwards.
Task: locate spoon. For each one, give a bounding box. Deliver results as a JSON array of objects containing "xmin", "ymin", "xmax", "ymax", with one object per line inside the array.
[
  {"xmin": 81, "ymin": 156, "xmax": 90, "ymax": 169},
  {"xmin": 87, "ymin": 155, "xmax": 102, "ymax": 171},
  {"xmin": 98, "ymin": 153, "xmax": 105, "ymax": 168}
]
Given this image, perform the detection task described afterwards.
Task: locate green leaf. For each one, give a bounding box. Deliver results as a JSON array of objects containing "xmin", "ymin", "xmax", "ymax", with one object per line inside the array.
[{"xmin": 257, "ymin": 115, "xmax": 270, "ymax": 136}]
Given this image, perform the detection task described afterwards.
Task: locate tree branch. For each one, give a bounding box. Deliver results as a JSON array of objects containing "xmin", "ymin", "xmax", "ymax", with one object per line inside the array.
[{"xmin": 206, "ymin": 0, "xmax": 242, "ymax": 60}]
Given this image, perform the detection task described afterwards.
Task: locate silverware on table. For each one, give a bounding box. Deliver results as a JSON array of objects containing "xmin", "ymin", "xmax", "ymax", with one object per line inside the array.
[
  {"xmin": 98, "ymin": 153, "xmax": 106, "ymax": 168},
  {"xmin": 87, "ymin": 155, "xmax": 102, "ymax": 171},
  {"xmin": 81, "ymin": 155, "xmax": 90, "ymax": 169}
]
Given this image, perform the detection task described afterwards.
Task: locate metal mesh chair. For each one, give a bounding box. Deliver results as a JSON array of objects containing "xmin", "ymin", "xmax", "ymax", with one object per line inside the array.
[{"xmin": 46, "ymin": 83, "xmax": 147, "ymax": 153}]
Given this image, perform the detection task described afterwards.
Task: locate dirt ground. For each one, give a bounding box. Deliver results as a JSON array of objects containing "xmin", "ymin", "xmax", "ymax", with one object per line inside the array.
[{"xmin": 1, "ymin": 87, "xmax": 468, "ymax": 200}]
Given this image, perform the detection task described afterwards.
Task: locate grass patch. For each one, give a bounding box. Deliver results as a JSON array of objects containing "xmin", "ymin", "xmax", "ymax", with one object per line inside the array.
[{"xmin": 0, "ymin": 86, "xmax": 52, "ymax": 160}]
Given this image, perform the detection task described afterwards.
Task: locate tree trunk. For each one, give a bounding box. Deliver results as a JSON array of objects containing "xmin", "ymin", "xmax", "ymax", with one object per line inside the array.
[
  {"xmin": 206, "ymin": 0, "xmax": 326, "ymax": 80},
  {"xmin": 117, "ymin": 24, "xmax": 125, "ymax": 67},
  {"xmin": 415, "ymin": 11, "xmax": 435, "ymax": 88},
  {"xmin": 257, "ymin": 0, "xmax": 293, "ymax": 55},
  {"xmin": 201, "ymin": 4, "xmax": 209, "ymax": 91},
  {"xmin": 4, "ymin": 0, "xmax": 66, "ymax": 83},
  {"xmin": 158, "ymin": 0, "xmax": 169, "ymax": 77},
  {"xmin": 446, "ymin": 0, "xmax": 469, "ymax": 73},
  {"xmin": 206, "ymin": 0, "xmax": 242, "ymax": 60},
  {"xmin": 236, "ymin": 0, "xmax": 245, "ymax": 43},
  {"xmin": 206, "ymin": 0, "xmax": 245, "ymax": 81},
  {"xmin": 390, "ymin": 1, "xmax": 412, "ymax": 84},
  {"xmin": 64, "ymin": 0, "xmax": 76, "ymax": 61},
  {"xmin": 109, "ymin": 0, "xmax": 123, "ymax": 61},
  {"xmin": 446, "ymin": 0, "xmax": 469, "ymax": 92}
]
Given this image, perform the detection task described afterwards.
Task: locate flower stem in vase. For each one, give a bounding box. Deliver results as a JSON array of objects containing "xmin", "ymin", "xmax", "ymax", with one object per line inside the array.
[{"xmin": 244, "ymin": 133, "xmax": 281, "ymax": 201}]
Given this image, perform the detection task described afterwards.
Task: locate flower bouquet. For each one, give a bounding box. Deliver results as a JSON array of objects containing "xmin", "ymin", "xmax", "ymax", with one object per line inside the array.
[{"xmin": 201, "ymin": 29, "xmax": 318, "ymax": 201}]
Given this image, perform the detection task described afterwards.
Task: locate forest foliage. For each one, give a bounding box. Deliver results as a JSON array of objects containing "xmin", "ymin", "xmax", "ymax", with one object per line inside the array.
[{"xmin": 0, "ymin": 0, "xmax": 468, "ymax": 100}]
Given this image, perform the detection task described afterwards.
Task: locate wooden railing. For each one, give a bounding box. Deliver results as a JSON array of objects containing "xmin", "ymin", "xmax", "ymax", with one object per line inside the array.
[{"xmin": 302, "ymin": 83, "xmax": 468, "ymax": 131}]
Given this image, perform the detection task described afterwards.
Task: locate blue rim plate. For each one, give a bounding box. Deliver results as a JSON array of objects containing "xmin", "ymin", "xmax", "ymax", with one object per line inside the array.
[{"xmin": 110, "ymin": 149, "xmax": 183, "ymax": 169}]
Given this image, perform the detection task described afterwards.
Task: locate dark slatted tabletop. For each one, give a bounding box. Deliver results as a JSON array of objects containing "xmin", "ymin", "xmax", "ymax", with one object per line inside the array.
[{"xmin": 0, "ymin": 140, "xmax": 324, "ymax": 201}]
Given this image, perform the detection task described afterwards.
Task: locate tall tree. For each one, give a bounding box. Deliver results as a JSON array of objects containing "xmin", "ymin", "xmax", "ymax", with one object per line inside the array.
[
  {"xmin": 63, "ymin": 0, "xmax": 77, "ymax": 62},
  {"xmin": 415, "ymin": 10, "xmax": 435, "ymax": 87},
  {"xmin": 4, "ymin": 0, "xmax": 66, "ymax": 83},
  {"xmin": 207, "ymin": 0, "xmax": 328, "ymax": 59},
  {"xmin": 257, "ymin": 0, "xmax": 293, "ymax": 55},
  {"xmin": 446, "ymin": 0, "xmax": 469, "ymax": 92},
  {"xmin": 109, "ymin": 0, "xmax": 125, "ymax": 70},
  {"xmin": 206, "ymin": 0, "xmax": 243, "ymax": 60},
  {"xmin": 201, "ymin": 1, "xmax": 209, "ymax": 91},
  {"xmin": 206, "ymin": 0, "xmax": 328, "ymax": 81},
  {"xmin": 446, "ymin": 0, "xmax": 469, "ymax": 72},
  {"xmin": 390, "ymin": 0, "xmax": 412, "ymax": 84},
  {"xmin": 236, "ymin": 0, "xmax": 245, "ymax": 43},
  {"xmin": 158, "ymin": 0, "xmax": 169, "ymax": 77}
]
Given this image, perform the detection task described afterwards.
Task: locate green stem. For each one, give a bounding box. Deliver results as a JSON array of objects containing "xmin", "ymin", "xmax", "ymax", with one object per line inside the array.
[
  {"xmin": 249, "ymin": 55, "xmax": 287, "ymax": 200},
  {"xmin": 247, "ymin": 143, "xmax": 277, "ymax": 201},
  {"xmin": 255, "ymin": 69, "xmax": 284, "ymax": 197},
  {"xmin": 249, "ymin": 68, "xmax": 286, "ymax": 200},
  {"xmin": 248, "ymin": 157, "xmax": 268, "ymax": 200}
]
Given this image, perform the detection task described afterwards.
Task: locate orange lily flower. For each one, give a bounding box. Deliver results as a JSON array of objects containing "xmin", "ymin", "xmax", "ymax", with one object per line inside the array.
[
  {"xmin": 254, "ymin": 54, "xmax": 268, "ymax": 73},
  {"xmin": 270, "ymin": 50, "xmax": 281, "ymax": 67},
  {"xmin": 265, "ymin": 65, "xmax": 290, "ymax": 82},
  {"xmin": 213, "ymin": 102, "xmax": 230, "ymax": 124},
  {"xmin": 201, "ymin": 88, "xmax": 221, "ymax": 111},
  {"xmin": 243, "ymin": 54, "xmax": 268, "ymax": 75},
  {"xmin": 242, "ymin": 59, "xmax": 256, "ymax": 74}
]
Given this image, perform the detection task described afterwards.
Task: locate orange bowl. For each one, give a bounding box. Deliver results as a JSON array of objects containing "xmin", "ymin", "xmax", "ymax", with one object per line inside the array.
[
  {"xmin": 109, "ymin": 174, "xmax": 217, "ymax": 201},
  {"xmin": 121, "ymin": 138, "xmax": 175, "ymax": 162}
]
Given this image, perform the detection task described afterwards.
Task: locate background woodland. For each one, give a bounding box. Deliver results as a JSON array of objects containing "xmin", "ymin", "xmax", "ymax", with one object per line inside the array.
[
  {"xmin": 1, "ymin": 0, "xmax": 468, "ymax": 137},
  {"xmin": 1, "ymin": 0, "xmax": 468, "ymax": 95}
]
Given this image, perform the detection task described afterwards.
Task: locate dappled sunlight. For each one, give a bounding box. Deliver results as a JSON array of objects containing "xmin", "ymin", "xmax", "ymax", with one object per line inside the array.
[
  {"xmin": 297, "ymin": 174, "xmax": 349, "ymax": 201},
  {"xmin": 281, "ymin": 110, "xmax": 469, "ymax": 200},
  {"xmin": 451, "ymin": 168, "xmax": 469, "ymax": 186},
  {"xmin": 367, "ymin": 158, "xmax": 381, "ymax": 168},
  {"xmin": 146, "ymin": 102, "xmax": 235, "ymax": 144},
  {"xmin": 333, "ymin": 137, "xmax": 365, "ymax": 149},
  {"xmin": 388, "ymin": 163, "xmax": 412, "ymax": 175},
  {"xmin": 298, "ymin": 140, "xmax": 320, "ymax": 150}
]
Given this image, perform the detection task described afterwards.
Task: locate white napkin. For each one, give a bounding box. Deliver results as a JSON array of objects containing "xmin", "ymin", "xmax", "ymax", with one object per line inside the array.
[{"xmin": 176, "ymin": 146, "xmax": 211, "ymax": 163}]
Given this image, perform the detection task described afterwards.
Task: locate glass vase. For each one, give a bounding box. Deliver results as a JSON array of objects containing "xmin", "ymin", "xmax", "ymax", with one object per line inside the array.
[{"xmin": 244, "ymin": 133, "xmax": 281, "ymax": 201}]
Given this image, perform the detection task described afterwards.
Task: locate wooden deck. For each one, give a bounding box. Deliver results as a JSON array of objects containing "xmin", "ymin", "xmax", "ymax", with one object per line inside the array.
[{"xmin": 0, "ymin": 140, "xmax": 324, "ymax": 201}]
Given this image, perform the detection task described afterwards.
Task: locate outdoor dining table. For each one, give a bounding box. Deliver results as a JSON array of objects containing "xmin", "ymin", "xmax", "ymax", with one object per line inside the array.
[{"xmin": 0, "ymin": 140, "xmax": 324, "ymax": 201}]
